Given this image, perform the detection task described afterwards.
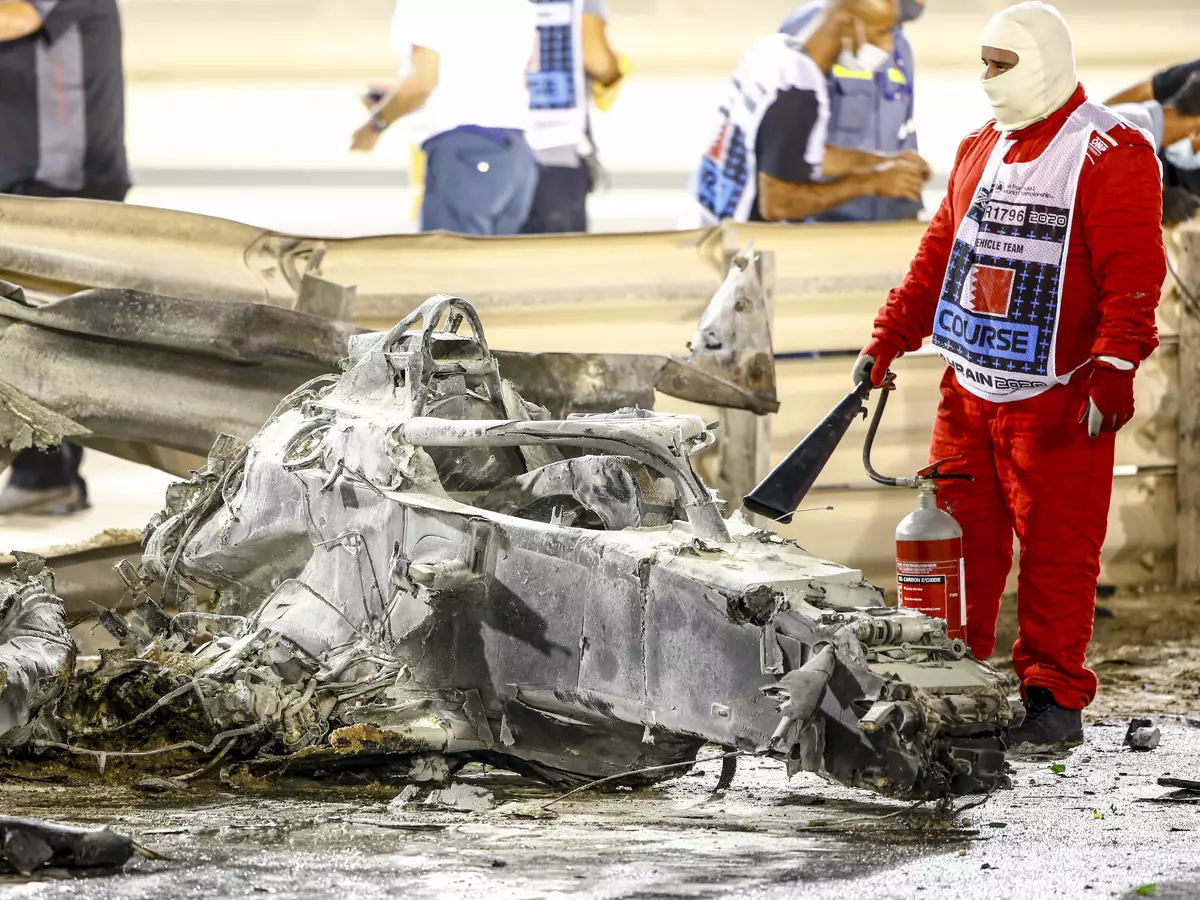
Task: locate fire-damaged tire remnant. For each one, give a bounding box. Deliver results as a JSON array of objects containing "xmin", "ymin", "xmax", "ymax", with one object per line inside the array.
[{"xmin": 0, "ymin": 557, "xmax": 75, "ymax": 747}]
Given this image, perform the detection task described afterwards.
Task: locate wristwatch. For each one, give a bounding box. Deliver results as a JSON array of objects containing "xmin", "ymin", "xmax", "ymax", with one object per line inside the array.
[{"xmin": 368, "ymin": 111, "xmax": 390, "ymax": 134}]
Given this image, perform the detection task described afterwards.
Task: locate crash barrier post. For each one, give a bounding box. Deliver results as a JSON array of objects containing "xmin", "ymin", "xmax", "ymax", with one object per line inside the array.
[{"xmin": 713, "ymin": 247, "xmax": 776, "ymax": 516}]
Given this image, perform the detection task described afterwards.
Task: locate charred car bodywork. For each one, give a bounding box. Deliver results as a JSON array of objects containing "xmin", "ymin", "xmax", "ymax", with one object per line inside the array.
[{"xmin": 0, "ymin": 255, "xmax": 1015, "ymax": 799}]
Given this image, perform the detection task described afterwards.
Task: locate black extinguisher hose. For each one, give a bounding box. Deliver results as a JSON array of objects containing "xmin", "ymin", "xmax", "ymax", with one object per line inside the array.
[
  {"xmin": 861, "ymin": 372, "xmax": 974, "ymax": 488},
  {"xmin": 862, "ymin": 380, "xmax": 903, "ymax": 487}
]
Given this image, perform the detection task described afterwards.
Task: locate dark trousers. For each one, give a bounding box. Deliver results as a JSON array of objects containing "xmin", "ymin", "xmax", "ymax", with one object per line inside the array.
[
  {"xmin": 1, "ymin": 178, "xmax": 129, "ymax": 495},
  {"xmin": 521, "ymin": 163, "xmax": 590, "ymax": 234},
  {"xmin": 930, "ymin": 369, "xmax": 1111, "ymax": 710}
]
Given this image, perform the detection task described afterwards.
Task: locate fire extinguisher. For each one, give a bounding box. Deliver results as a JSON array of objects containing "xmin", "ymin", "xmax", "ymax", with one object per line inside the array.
[{"xmin": 862, "ymin": 374, "xmax": 974, "ymax": 641}]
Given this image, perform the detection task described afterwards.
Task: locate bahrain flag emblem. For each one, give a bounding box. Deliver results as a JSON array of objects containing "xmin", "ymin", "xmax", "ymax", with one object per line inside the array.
[{"xmin": 961, "ymin": 264, "xmax": 1014, "ymax": 318}]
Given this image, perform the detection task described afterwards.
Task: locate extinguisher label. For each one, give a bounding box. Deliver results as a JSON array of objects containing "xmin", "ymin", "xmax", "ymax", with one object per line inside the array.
[{"xmin": 896, "ymin": 539, "xmax": 967, "ymax": 642}]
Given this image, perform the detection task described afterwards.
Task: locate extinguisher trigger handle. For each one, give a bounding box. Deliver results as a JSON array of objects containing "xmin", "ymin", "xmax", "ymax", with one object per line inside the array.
[{"xmin": 918, "ymin": 456, "xmax": 974, "ymax": 482}]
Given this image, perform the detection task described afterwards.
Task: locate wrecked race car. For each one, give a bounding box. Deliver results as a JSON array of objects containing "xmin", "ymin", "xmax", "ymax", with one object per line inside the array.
[{"xmin": 0, "ymin": 290, "xmax": 1017, "ymax": 799}]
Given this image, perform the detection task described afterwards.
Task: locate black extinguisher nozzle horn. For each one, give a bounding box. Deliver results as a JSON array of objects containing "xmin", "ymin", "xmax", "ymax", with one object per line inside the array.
[
  {"xmin": 741, "ymin": 496, "xmax": 795, "ymax": 524},
  {"xmin": 742, "ymin": 378, "xmax": 873, "ymax": 521}
]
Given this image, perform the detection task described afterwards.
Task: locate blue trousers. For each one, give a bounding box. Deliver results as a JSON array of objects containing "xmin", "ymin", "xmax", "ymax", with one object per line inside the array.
[{"xmin": 421, "ymin": 129, "xmax": 537, "ymax": 236}]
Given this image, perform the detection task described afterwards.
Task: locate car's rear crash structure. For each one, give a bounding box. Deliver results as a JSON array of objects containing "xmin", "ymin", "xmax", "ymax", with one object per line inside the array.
[{"xmin": 1, "ymin": 287, "xmax": 1015, "ymax": 798}]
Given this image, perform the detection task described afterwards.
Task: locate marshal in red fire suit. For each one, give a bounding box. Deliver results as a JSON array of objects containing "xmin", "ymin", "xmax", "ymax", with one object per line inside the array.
[{"xmin": 868, "ymin": 86, "xmax": 1165, "ymax": 709}]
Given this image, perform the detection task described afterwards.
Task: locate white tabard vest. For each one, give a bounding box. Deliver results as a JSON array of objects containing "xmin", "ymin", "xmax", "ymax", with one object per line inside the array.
[
  {"xmin": 931, "ymin": 102, "xmax": 1134, "ymax": 403},
  {"xmin": 526, "ymin": 0, "xmax": 587, "ymax": 153},
  {"xmin": 684, "ymin": 34, "xmax": 828, "ymax": 227}
]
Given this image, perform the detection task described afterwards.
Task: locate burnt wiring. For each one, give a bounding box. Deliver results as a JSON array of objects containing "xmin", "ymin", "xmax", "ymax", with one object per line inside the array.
[
  {"xmin": 161, "ymin": 440, "xmax": 250, "ymax": 596},
  {"xmin": 273, "ymin": 577, "xmax": 375, "ymax": 647},
  {"xmin": 297, "ymin": 475, "xmax": 392, "ymax": 644},
  {"xmin": 32, "ymin": 725, "xmax": 263, "ymax": 775},
  {"xmin": 828, "ymin": 799, "xmax": 930, "ymax": 828},
  {"xmin": 542, "ymin": 750, "xmax": 746, "ymax": 808},
  {"xmin": 171, "ymin": 611, "xmax": 251, "ymax": 627},
  {"xmin": 67, "ymin": 678, "xmax": 207, "ymax": 737},
  {"xmin": 804, "ymin": 788, "xmax": 997, "ymax": 832},
  {"xmin": 947, "ymin": 790, "xmax": 997, "ymax": 819},
  {"xmin": 163, "ymin": 732, "xmax": 245, "ymax": 784}
]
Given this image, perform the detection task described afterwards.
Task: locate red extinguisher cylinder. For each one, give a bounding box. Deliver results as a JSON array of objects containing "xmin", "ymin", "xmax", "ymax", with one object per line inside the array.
[{"xmin": 895, "ymin": 483, "xmax": 967, "ymax": 642}]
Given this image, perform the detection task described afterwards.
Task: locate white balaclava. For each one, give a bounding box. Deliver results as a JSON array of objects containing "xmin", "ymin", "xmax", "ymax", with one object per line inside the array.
[{"xmin": 980, "ymin": 2, "xmax": 1077, "ymax": 132}]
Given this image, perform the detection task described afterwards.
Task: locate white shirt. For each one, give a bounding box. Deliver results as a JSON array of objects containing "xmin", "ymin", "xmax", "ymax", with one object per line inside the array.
[{"xmin": 390, "ymin": 0, "xmax": 536, "ymax": 145}]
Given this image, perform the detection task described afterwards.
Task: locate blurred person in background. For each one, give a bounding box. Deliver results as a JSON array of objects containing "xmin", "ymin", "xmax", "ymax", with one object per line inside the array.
[
  {"xmin": 854, "ymin": 2, "xmax": 1164, "ymax": 747},
  {"xmin": 1107, "ymin": 64, "xmax": 1200, "ymax": 224},
  {"xmin": 0, "ymin": 0, "xmax": 129, "ymax": 516},
  {"xmin": 351, "ymin": 0, "xmax": 538, "ymax": 236},
  {"xmin": 683, "ymin": 0, "xmax": 929, "ymax": 227},
  {"xmin": 521, "ymin": 0, "xmax": 627, "ymax": 234},
  {"xmin": 779, "ymin": 0, "xmax": 928, "ymax": 222}
]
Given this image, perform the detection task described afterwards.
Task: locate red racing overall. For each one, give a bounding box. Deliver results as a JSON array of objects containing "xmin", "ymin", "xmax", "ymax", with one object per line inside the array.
[{"xmin": 870, "ymin": 86, "xmax": 1164, "ymax": 709}]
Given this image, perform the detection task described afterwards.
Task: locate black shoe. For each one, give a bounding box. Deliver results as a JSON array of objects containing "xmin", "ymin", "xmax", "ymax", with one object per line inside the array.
[
  {"xmin": 0, "ymin": 483, "xmax": 89, "ymax": 516},
  {"xmin": 1007, "ymin": 687, "xmax": 1083, "ymax": 750}
]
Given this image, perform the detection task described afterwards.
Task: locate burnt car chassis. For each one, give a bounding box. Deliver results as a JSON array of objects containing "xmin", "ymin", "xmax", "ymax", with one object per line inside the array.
[{"xmin": 0, "ymin": 252, "xmax": 1016, "ymax": 800}]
